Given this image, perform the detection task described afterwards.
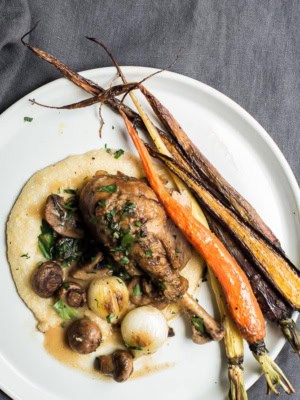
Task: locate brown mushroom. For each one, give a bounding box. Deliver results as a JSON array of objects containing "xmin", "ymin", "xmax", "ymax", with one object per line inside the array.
[
  {"xmin": 67, "ymin": 319, "xmax": 102, "ymax": 354},
  {"xmin": 57, "ymin": 282, "xmax": 86, "ymax": 307},
  {"xmin": 45, "ymin": 194, "xmax": 84, "ymax": 239},
  {"xmin": 31, "ymin": 261, "xmax": 63, "ymax": 298},
  {"xmin": 98, "ymin": 350, "xmax": 134, "ymax": 382}
]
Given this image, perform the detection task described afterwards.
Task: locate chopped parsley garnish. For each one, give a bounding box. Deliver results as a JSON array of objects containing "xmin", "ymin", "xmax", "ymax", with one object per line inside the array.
[
  {"xmin": 191, "ymin": 316, "xmax": 206, "ymax": 334},
  {"xmin": 64, "ymin": 188, "xmax": 77, "ymax": 195},
  {"xmin": 123, "ymin": 201, "xmax": 136, "ymax": 214},
  {"xmin": 20, "ymin": 253, "xmax": 30, "ymax": 259},
  {"xmin": 97, "ymin": 200, "xmax": 106, "ymax": 208},
  {"xmin": 98, "ymin": 184, "xmax": 117, "ymax": 193},
  {"xmin": 38, "ymin": 220, "xmax": 55, "ymax": 259},
  {"xmin": 62, "ymin": 197, "xmax": 78, "ymax": 214},
  {"xmin": 113, "ymin": 149, "xmax": 125, "ymax": 159},
  {"xmin": 106, "ymin": 313, "xmax": 115, "ymax": 324},
  {"xmin": 24, "ymin": 116, "xmax": 33, "ymax": 122},
  {"xmin": 120, "ymin": 256, "xmax": 129, "ymax": 265},
  {"xmin": 104, "ymin": 208, "xmax": 117, "ymax": 229},
  {"xmin": 55, "ymin": 237, "xmax": 82, "ymax": 266},
  {"xmin": 52, "ymin": 300, "xmax": 78, "ymax": 320},
  {"xmin": 104, "ymin": 144, "xmax": 124, "ymax": 159},
  {"xmin": 125, "ymin": 343, "xmax": 143, "ymax": 351},
  {"xmin": 134, "ymin": 220, "xmax": 141, "ymax": 227},
  {"xmin": 144, "ymin": 249, "xmax": 153, "ymax": 258},
  {"xmin": 113, "ymin": 231, "xmax": 120, "ymax": 239},
  {"xmin": 121, "ymin": 233, "xmax": 135, "ymax": 247},
  {"xmin": 104, "ymin": 144, "xmax": 112, "ymax": 154},
  {"xmin": 133, "ymin": 283, "xmax": 142, "ymax": 297},
  {"xmin": 139, "ymin": 230, "xmax": 147, "ymax": 238}
]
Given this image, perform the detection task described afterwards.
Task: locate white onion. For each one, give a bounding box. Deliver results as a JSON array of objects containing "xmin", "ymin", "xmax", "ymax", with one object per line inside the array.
[
  {"xmin": 121, "ymin": 305, "xmax": 169, "ymax": 357},
  {"xmin": 88, "ymin": 276, "xmax": 129, "ymax": 324}
]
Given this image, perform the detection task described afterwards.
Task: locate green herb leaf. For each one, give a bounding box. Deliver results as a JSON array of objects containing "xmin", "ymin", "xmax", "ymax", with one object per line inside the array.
[
  {"xmin": 113, "ymin": 231, "xmax": 120, "ymax": 239},
  {"xmin": 24, "ymin": 116, "xmax": 33, "ymax": 122},
  {"xmin": 55, "ymin": 237, "xmax": 82, "ymax": 266},
  {"xmin": 125, "ymin": 343, "xmax": 143, "ymax": 351},
  {"xmin": 97, "ymin": 200, "xmax": 106, "ymax": 208},
  {"xmin": 123, "ymin": 201, "xmax": 136, "ymax": 214},
  {"xmin": 144, "ymin": 249, "xmax": 153, "ymax": 258},
  {"xmin": 38, "ymin": 221, "xmax": 55, "ymax": 259},
  {"xmin": 120, "ymin": 256, "xmax": 129, "ymax": 265},
  {"xmin": 134, "ymin": 220, "xmax": 141, "ymax": 227},
  {"xmin": 114, "ymin": 149, "xmax": 125, "ymax": 159},
  {"xmin": 106, "ymin": 313, "xmax": 115, "ymax": 324},
  {"xmin": 104, "ymin": 144, "xmax": 111, "ymax": 154},
  {"xmin": 191, "ymin": 316, "xmax": 206, "ymax": 334},
  {"xmin": 52, "ymin": 300, "xmax": 78, "ymax": 320},
  {"xmin": 121, "ymin": 233, "xmax": 135, "ymax": 248},
  {"xmin": 133, "ymin": 283, "xmax": 142, "ymax": 297},
  {"xmin": 98, "ymin": 185, "xmax": 117, "ymax": 193},
  {"xmin": 20, "ymin": 253, "xmax": 30, "ymax": 259},
  {"xmin": 139, "ymin": 230, "xmax": 147, "ymax": 238},
  {"xmin": 40, "ymin": 219, "xmax": 53, "ymax": 235},
  {"xmin": 62, "ymin": 198, "xmax": 78, "ymax": 211},
  {"xmin": 64, "ymin": 188, "xmax": 77, "ymax": 195}
]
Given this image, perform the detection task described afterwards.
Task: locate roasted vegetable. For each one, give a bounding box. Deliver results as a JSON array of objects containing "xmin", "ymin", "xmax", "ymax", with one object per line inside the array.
[
  {"xmin": 148, "ymin": 148, "xmax": 300, "ymax": 310},
  {"xmin": 67, "ymin": 319, "xmax": 102, "ymax": 354},
  {"xmin": 118, "ymin": 106, "xmax": 294, "ymax": 394},
  {"xmin": 88, "ymin": 276, "xmax": 129, "ymax": 323},
  {"xmin": 147, "ymin": 118, "xmax": 300, "ymax": 354},
  {"xmin": 98, "ymin": 350, "xmax": 134, "ymax": 382},
  {"xmin": 121, "ymin": 306, "xmax": 169, "ymax": 357},
  {"xmin": 139, "ymin": 85, "xmax": 281, "ymax": 247},
  {"xmin": 119, "ymin": 108, "xmax": 265, "ymax": 343},
  {"xmin": 206, "ymin": 213, "xmax": 300, "ymax": 355},
  {"xmin": 21, "ymin": 29, "xmax": 141, "ymax": 124},
  {"xmin": 210, "ymin": 272, "xmax": 247, "ymax": 400}
]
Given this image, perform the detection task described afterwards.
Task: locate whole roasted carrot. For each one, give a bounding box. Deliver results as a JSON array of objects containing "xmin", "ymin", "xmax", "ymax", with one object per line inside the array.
[{"xmin": 119, "ymin": 108, "xmax": 265, "ymax": 345}]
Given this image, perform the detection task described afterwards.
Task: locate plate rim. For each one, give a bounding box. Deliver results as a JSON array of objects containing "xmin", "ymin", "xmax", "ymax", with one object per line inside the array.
[{"xmin": 0, "ymin": 66, "xmax": 299, "ymax": 400}]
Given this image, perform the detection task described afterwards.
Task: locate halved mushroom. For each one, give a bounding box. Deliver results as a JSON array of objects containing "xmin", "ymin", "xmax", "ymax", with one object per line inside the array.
[
  {"xmin": 98, "ymin": 350, "xmax": 134, "ymax": 382},
  {"xmin": 45, "ymin": 194, "xmax": 84, "ymax": 239},
  {"xmin": 183, "ymin": 294, "xmax": 224, "ymax": 344},
  {"xmin": 57, "ymin": 282, "xmax": 86, "ymax": 307},
  {"xmin": 70, "ymin": 252, "xmax": 113, "ymax": 281},
  {"xmin": 31, "ymin": 261, "xmax": 63, "ymax": 298},
  {"xmin": 67, "ymin": 319, "xmax": 102, "ymax": 354}
]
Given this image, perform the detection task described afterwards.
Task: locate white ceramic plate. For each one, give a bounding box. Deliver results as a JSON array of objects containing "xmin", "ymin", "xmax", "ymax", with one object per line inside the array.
[{"xmin": 0, "ymin": 67, "xmax": 299, "ymax": 400}]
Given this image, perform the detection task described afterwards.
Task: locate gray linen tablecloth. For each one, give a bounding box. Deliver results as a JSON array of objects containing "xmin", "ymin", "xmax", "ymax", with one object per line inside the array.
[{"xmin": 0, "ymin": 1, "xmax": 299, "ymax": 399}]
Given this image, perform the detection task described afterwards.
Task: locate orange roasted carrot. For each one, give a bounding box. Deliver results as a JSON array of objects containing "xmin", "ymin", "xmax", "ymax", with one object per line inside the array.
[{"xmin": 119, "ymin": 108, "xmax": 265, "ymax": 345}]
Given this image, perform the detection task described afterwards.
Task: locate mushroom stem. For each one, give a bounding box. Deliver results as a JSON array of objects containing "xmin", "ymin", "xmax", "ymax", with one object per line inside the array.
[{"xmin": 180, "ymin": 293, "xmax": 224, "ymax": 342}]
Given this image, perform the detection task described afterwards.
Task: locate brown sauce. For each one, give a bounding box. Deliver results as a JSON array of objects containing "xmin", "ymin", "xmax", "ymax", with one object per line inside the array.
[
  {"xmin": 44, "ymin": 326, "xmax": 174, "ymax": 380},
  {"xmin": 132, "ymin": 361, "xmax": 175, "ymax": 379}
]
